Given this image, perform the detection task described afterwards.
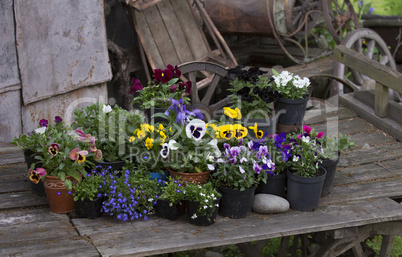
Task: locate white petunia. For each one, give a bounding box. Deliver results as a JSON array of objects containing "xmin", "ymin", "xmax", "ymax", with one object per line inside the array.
[{"xmin": 102, "ymin": 104, "xmax": 112, "ymax": 113}]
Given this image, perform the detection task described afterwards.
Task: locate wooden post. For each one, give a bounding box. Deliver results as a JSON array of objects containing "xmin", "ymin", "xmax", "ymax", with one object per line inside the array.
[
  {"xmin": 375, "ymin": 82, "xmax": 389, "ymax": 118},
  {"xmin": 379, "ymin": 235, "xmax": 394, "ymax": 257}
]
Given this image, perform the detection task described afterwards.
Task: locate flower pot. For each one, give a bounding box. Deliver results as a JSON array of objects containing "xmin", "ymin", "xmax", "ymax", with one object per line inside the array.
[
  {"xmin": 150, "ymin": 170, "xmax": 168, "ymax": 181},
  {"xmin": 255, "ymin": 173, "xmax": 287, "ymax": 198},
  {"xmin": 219, "ymin": 186, "xmax": 256, "ymax": 219},
  {"xmin": 30, "ymin": 181, "xmax": 46, "ymax": 197},
  {"xmin": 156, "ymin": 199, "xmax": 183, "ymax": 221},
  {"xmin": 168, "ymin": 168, "xmax": 210, "ymax": 185},
  {"xmin": 320, "ymin": 153, "xmax": 340, "ymax": 197},
  {"xmin": 75, "ymin": 196, "xmax": 104, "ymax": 219},
  {"xmin": 242, "ymin": 114, "xmax": 279, "ymax": 140},
  {"xmin": 187, "ymin": 198, "xmax": 220, "ymax": 226},
  {"xmin": 44, "ymin": 175, "xmax": 76, "ymax": 214},
  {"xmin": 145, "ymin": 107, "xmax": 167, "ymax": 125},
  {"xmin": 275, "ymin": 94, "xmax": 309, "ymax": 126},
  {"xmin": 93, "ymin": 160, "xmax": 125, "ymax": 172},
  {"xmin": 286, "ymin": 168, "xmax": 326, "ymax": 212}
]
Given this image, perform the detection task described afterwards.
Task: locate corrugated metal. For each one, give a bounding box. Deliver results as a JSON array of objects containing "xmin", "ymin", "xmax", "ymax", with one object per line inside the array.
[
  {"xmin": 0, "ymin": 0, "xmax": 21, "ymax": 92},
  {"xmin": 21, "ymin": 83, "xmax": 108, "ymax": 134},
  {"xmin": 15, "ymin": 0, "xmax": 112, "ymax": 105},
  {"xmin": 0, "ymin": 90, "xmax": 22, "ymax": 143}
]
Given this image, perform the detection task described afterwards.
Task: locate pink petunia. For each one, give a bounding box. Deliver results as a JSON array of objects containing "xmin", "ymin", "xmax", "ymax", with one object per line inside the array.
[
  {"xmin": 303, "ymin": 125, "xmax": 312, "ymax": 134},
  {"xmin": 316, "ymin": 132, "xmax": 325, "ymax": 138}
]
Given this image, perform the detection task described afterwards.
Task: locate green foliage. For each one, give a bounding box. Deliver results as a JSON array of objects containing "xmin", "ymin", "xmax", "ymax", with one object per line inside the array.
[
  {"xmin": 158, "ymin": 176, "xmax": 186, "ymax": 204},
  {"xmin": 185, "ymin": 182, "xmax": 221, "ymax": 220},
  {"xmin": 73, "ymin": 171, "xmax": 104, "ymax": 201},
  {"xmin": 319, "ymin": 133, "xmax": 355, "ymax": 160},
  {"xmin": 365, "ymin": 235, "xmax": 402, "ymax": 256},
  {"xmin": 72, "ymin": 103, "xmax": 144, "ymax": 162}
]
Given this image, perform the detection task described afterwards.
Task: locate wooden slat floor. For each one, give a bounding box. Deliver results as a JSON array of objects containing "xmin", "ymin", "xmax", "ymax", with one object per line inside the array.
[{"xmin": 1, "ymin": 104, "xmax": 402, "ymax": 256}]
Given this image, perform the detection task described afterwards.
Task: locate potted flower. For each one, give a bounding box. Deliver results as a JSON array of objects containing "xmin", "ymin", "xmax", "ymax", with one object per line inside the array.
[
  {"xmin": 185, "ymin": 182, "xmax": 221, "ymax": 226},
  {"xmin": 73, "ymin": 168, "xmax": 106, "ymax": 219},
  {"xmin": 11, "ymin": 116, "xmax": 62, "ymax": 197},
  {"xmin": 101, "ymin": 169, "xmax": 161, "ymax": 221},
  {"xmin": 155, "ymin": 176, "xmax": 186, "ymax": 220},
  {"xmin": 271, "ymin": 69, "xmax": 311, "ymax": 130},
  {"xmin": 72, "ymin": 102, "xmax": 144, "ymax": 170},
  {"xmin": 213, "ymin": 139, "xmax": 275, "ymax": 218},
  {"xmin": 157, "ymin": 99, "xmax": 217, "ymax": 184},
  {"xmin": 130, "ymin": 64, "xmax": 192, "ymax": 123},
  {"xmin": 317, "ymin": 129, "xmax": 355, "ymax": 196},
  {"xmin": 34, "ymin": 120, "xmax": 99, "ymax": 213},
  {"xmin": 227, "ymin": 66, "xmax": 278, "ymax": 140},
  {"xmin": 280, "ymin": 130, "xmax": 326, "ymax": 212},
  {"xmin": 128, "ymin": 122, "xmax": 168, "ymax": 181}
]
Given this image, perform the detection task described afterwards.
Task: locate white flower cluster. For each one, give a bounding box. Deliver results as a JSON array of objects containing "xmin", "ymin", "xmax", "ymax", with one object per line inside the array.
[{"xmin": 273, "ymin": 71, "xmax": 310, "ymax": 89}]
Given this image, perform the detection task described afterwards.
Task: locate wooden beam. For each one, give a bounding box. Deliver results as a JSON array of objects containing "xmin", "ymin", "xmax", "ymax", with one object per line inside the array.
[
  {"xmin": 334, "ymin": 45, "xmax": 402, "ymax": 94},
  {"xmin": 375, "ymin": 82, "xmax": 389, "ymax": 117}
]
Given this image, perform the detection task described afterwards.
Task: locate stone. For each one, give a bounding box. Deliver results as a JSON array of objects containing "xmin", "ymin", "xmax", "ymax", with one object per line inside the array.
[{"xmin": 252, "ymin": 194, "xmax": 290, "ymax": 214}]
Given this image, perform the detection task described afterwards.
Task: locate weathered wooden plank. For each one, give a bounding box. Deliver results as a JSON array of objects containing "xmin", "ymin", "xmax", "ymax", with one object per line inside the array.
[
  {"xmin": 334, "ymin": 45, "xmax": 402, "ymax": 93},
  {"xmin": 338, "ymin": 142, "xmax": 402, "ymax": 167},
  {"xmin": 0, "ymin": 209, "xmax": 99, "ymax": 257},
  {"xmin": 0, "ymin": 90, "xmax": 22, "ymax": 142},
  {"xmin": 0, "ymin": 0, "xmax": 20, "ymax": 90},
  {"xmin": 375, "ymin": 82, "xmax": 389, "ymax": 118},
  {"xmin": 0, "ymin": 149, "xmax": 24, "ymax": 166},
  {"xmin": 305, "ymin": 106, "xmax": 357, "ymax": 125},
  {"xmin": 158, "ymin": 0, "xmax": 194, "ymax": 64},
  {"xmin": 171, "ymin": 0, "xmax": 209, "ymax": 60},
  {"xmin": 0, "ymin": 178, "xmax": 30, "ymax": 193},
  {"xmin": 310, "ymin": 117, "xmax": 374, "ymax": 137},
  {"xmin": 143, "ymin": 4, "xmax": 180, "ymax": 67},
  {"xmin": 73, "ymin": 197, "xmax": 402, "ymax": 257},
  {"xmin": 348, "ymin": 131, "xmax": 395, "ymax": 148},
  {"xmin": 0, "ymin": 163, "xmax": 27, "ymax": 180},
  {"xmin": 0, "ymin": 191, "xmax": 48, "ymax": 210}
]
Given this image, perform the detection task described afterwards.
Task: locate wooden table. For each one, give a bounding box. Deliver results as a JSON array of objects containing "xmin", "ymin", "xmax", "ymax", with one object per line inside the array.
[{"xmin": 1, "ymin": 104, "xmax": 402, "ymax": 256}]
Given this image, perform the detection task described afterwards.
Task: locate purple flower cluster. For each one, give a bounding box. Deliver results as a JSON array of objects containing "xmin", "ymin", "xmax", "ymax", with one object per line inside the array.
[{"xmin": 164, "ymin": 98, "xmax": 203, "ymax": 125}]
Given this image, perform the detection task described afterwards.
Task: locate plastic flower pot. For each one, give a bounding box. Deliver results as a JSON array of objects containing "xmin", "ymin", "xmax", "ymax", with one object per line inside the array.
[
  {"xmin": 93, "ymin": 160, "xmax": 125, "ymax": 173},
  {"xmin": 320, "ymin": 152, "xmax": 340, "ymax": 197},
  {"xmin": 156, "ymin": 199, "xmax": 183, "ymax": 221},
  {"xmin": 256, "ymin": 173, "xmax": 287, "ymax": 198},
  {"xmin": 219, "ymin": 186, "xmax": 256, "ymax": 219},
  {"xmin": 187, "ymin": 198, "xmax": 220, "ymax": 226},
  {"xmin": 275, "ymin": 94, "xmax": 309, "ymax": 126},
  {"xmin": 24, "ymin": 150, "xmax": 46, "ymax": 197},
  {"xmin": 75, "ymin": 196, "xmax": 104, "ymax": 219},
  {"xmin": 286, "ymin": 167, "xmax": 326, "ymax": 212}
]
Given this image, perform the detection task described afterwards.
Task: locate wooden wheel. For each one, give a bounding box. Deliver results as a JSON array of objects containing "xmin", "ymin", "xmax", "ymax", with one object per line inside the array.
[
  {"xmin": 331, "ymin": 28, "xmax": 401, "ymax": 101},
  {"xmin": 322, "ymin": 0, "xmax": 359, "ymax": 44},
  {"xmin": 269, "ymin": 0, "xmax": 332, "ymax": 64},
  {"xmin": 178, "ymin": 61, "xmax": 230, "ymax": 121}
]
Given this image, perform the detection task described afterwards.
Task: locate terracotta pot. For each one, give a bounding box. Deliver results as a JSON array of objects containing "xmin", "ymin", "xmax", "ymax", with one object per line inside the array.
[
  {"xmin": 43, "ymin": 175, "xmax": 76, "ymax": 214},
  {"xmin": 167, "ymin": 168, "xmax": 210, "ymax": 185}
]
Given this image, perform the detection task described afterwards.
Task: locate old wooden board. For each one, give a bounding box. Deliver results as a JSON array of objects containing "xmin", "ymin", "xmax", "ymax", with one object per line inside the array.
[
  {"xmin": 0, "ymin": 0, "xmax": 20, "ymax": 91},
  {"xmin": 14, "ymin": 0, "xmax": 112, "ymax": 105},
  {"xmin": 0, "ymin": 178, "xmax": 30, "ymax": 193},
  {"xmin": 0, "ymin": 149, "xmax": 24, "ymax": 166},
  {"xmin": 0, "ymin": 209, "xmax": 99, "ymax": 257},
  {"xmin": 0, "ymin": 90, "xmax": 23, "ymax": 142},
  {"xmin": 0, "ymin": 163, "xmax": 27, "ymax": 180},
  {"xmin": 0, "ymin": 191, "xmax": 48, "ymax": 210},
  {"xmin": 72, "ymin": 196, "xmax": 402, "ymax": 257}
]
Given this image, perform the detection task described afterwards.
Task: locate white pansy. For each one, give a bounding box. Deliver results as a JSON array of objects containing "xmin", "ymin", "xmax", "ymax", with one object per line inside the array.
[
  {"xmin": 302, "ymin": 136, "xmax": 310, "ymax": 143},
  {"xmin": 293, "ymin": 155, "xmax": 299, "ymax": 162},
  {"xmin": 34, "ymin": 127, "xmax": 46, "ymax": 134},
  {"xmin": 102, "ymin": 104, "xmax": 112, "ymax": 113},
  {"xmin": 185, "ymin": 119, "xmax": 206, "ymax": 141},
  {"xmin": 168, "ymin": 140, "xmax": 179, "ymax": 150}
]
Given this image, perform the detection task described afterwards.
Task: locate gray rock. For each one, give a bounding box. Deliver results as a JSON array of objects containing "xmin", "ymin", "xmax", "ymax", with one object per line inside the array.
[{"xmin": 252, "ymin": 194, "xmax": 290, "ymax": 214}]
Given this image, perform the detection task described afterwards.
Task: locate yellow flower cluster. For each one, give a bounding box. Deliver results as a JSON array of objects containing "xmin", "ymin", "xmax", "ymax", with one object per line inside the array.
[{"xmin": 129, "ymin": 123, "xmax": 168, "ymax": 150}]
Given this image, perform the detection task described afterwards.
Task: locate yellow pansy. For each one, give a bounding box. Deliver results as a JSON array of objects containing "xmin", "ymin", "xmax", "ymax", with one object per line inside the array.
[
  {"xmin": 157, "ymin": 124, "xmax": 165, "ymax": 131},
  {"xmin": 145, "ymin": 137, "xmax": 154, "ymax": 150},
  {"xmin": 160, "ymin": 131, "xmax": 166, "ymax": 144},
  {"xmin": 136, "ymin": 129, "xmax": 146, "ymax": 138},
  {"xmin": 223, "ymin": 107, "xmax": 242, "ymax": 119},
  {"xmin": 233, "ymin": 124, "xmax": 248, "ymax": 139},
  {"xmin": 129, "ymin": 136, "xmax": 135, "ymax": 142},
  {"xmin": 219, "ymin": 124, "xmax": 234, "ymax": 140},
  {"xmin": 249, "ymin": 122, "xmax": 263, "ymax": 139}
]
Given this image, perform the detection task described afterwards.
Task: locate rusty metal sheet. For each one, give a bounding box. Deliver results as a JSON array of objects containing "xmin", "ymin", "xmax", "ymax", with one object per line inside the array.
[
  {"xmin": 0, "ymin": 90, "xmax": 22, "ymax": 143},
  {"xmin": 21, "ymin": 83, "xmax": 107, "ymax": 135},
  {"xmin": 15, "ymin": 0, "xmax": 112, "ymax": 105},
  {"xmin": 0, "ymin": 0, "xmax": 21, "ymax": 93}
]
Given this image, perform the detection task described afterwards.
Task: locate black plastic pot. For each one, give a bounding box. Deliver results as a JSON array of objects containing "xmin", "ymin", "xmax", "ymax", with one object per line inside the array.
[
  {"xmin": 286, "ymin": 168, "xmax": 326, "ymax": 212},
  {"xmin": 319, "ymin": 153, "xmax": 340, "ymax": 197},
  {"xmin": 187, "ymin": 198, "xmax": 220, "ymax": 226},
  {"xmin": 256, "ymin": 173, "xmax": 287, "ymax": 198},
  {"xmin": 156, "ymin": 199, "xmax": 183, "ymax": 221},
  {"xmin": 275, "ymin": 94, "xmax": 309, "ymax": 125},
  {"xmin": 219, "ymin": 186, "xmax": 256, "ymax": 219},
  {"xmin": 93, "ymin": 160, "xmax": 125, "ymax": 172},
  {"xmin": 75, "ymin": 196, "xmax": 104, "ymax": 219}
]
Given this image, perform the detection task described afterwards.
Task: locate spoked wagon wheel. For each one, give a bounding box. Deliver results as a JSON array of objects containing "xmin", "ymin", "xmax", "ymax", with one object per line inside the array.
[
  {"xmin": 331, "ymin": 28, "xmax": 401, "ymax": 101},
  {"xmin": 178, "ymin": 61, "xmax": 230, "ymax": 122},
  {"xmin": 322, "ymin": 0, "xmax": 359, "ymax": 44},
  {"xmin": 268, "ymin": 0, "xmax": 332, "ymax": 64}
]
